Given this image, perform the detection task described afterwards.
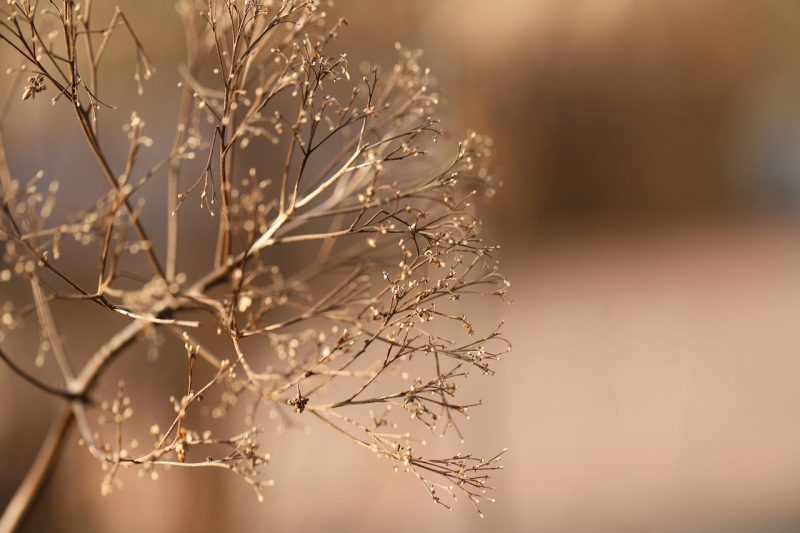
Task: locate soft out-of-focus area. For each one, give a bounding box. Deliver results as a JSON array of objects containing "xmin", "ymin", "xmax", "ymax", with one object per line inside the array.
[{"xmin": 4, "ymin": 1, "xmax": 800, "ymax": 531}]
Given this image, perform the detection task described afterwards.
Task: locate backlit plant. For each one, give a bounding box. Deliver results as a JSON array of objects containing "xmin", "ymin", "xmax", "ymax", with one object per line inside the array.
[{"xmin": 0, "ymin": 1, "xmax": 509, "ymax": 529}]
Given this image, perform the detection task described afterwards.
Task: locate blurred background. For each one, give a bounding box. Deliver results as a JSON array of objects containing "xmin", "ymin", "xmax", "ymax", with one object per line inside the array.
[{"xmin": 4, "ymin": 0, "xmax": 800, "ymax": 531}]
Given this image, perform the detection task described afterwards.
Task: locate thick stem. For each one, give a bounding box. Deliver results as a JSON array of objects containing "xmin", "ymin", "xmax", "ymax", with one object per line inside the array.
[{"xmin": 0, "ymin": 406, "xmax": 74, "ymax": 533}]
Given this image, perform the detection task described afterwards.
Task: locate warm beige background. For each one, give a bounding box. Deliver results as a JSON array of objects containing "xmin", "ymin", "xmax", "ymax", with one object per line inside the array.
[{"xmin": 4, "ymin": 1, "xmax": 800, "ymax": 531}]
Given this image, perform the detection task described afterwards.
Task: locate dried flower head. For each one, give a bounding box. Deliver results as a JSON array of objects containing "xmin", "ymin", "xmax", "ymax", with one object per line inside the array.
[
  {"xmin": 0, "ymin": 0, "xmax": 510, "ymax": 523},
  {"xmin": 21, "ymin": 74, "xmax": 46, "ymax": 101}
]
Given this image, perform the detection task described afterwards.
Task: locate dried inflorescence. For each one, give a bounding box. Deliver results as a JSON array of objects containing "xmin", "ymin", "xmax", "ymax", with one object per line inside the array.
[{"xmin": 0, "ymin": 0, "xmax": 510, "ymax": 517}]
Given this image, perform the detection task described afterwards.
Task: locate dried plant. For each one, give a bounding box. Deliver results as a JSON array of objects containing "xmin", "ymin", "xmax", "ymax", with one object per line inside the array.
[{"xmin": 0, "ymin": 0, "xmax": 510, "ymax": 529}]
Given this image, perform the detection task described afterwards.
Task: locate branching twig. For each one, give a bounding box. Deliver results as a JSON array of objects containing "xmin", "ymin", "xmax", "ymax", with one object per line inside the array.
[{"xmin": 0, "ymin": 0, "xmax": 509, "ymax": 522}]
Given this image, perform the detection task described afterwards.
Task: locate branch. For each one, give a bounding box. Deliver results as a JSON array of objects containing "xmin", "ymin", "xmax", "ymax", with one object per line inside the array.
[
  {"xmin": 0, "ymin": 405, "xmax": 74, "ymax": 533},
  {"xmin": 0, "ymin": 346, "xmax": 86, "ymax": 402}
]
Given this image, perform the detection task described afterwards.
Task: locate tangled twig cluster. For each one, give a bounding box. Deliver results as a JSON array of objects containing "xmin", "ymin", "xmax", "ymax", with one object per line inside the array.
[{"xmin": 0, "ymin": 0, "xmax": 510, "ymax": 522}]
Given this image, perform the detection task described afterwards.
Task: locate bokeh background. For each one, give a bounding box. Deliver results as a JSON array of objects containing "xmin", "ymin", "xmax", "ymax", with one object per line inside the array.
[{"xmin": 4, "ymin": 0, "xmax": 800, "ymax": 531}]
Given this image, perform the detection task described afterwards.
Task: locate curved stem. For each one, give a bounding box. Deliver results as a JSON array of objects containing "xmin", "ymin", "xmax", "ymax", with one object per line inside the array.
[
  {"xmin": 0, "ymin": 405, "xmax": 74, "ymax": 533},
  {"xmin": 0, "ymin": 346, "xmax": 86, "ymax": 403}
]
